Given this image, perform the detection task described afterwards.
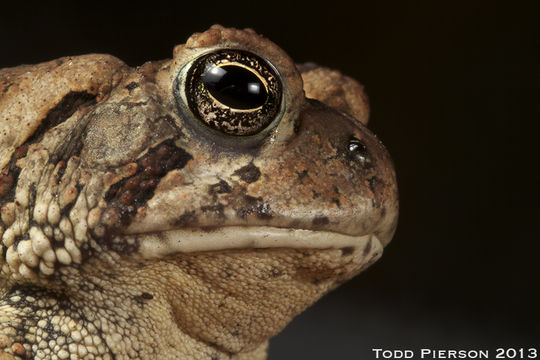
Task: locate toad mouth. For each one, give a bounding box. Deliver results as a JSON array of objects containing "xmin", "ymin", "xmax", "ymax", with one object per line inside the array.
[{"xmin": 122, "ymin": 226, "xmax": 383, "ymax": 260}]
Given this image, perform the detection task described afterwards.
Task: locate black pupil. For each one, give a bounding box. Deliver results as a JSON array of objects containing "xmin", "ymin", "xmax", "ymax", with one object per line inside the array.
[{"xmin": 202, "ymin": 64, "xmax": 267, "ymax": 110}]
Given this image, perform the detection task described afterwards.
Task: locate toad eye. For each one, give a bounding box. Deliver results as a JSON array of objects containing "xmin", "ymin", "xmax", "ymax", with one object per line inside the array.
[
  {"xmin": 182, "ymin": 50, "xmax": 282, "ymax": 136},
  {"xmin": 202, "ymin": 65, "xmax": 267, "ymax": 110}
]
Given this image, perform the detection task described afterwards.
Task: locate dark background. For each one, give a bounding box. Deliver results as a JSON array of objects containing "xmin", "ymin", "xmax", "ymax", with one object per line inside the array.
[{"xmin": 1, "ymin": 1, "xmax": 538, "ymax": 358}]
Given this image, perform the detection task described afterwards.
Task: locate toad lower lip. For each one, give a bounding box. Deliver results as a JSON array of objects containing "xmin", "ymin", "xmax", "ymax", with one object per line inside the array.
[{"xmin": 127, "ymin": 226, "xmax": 383, "ymax": 259}]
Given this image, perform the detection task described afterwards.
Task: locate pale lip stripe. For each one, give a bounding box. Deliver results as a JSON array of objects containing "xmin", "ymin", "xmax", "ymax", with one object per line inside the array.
[{"xmin": 129, "ymin": 226, "xmax": 383, "ymax": 260}]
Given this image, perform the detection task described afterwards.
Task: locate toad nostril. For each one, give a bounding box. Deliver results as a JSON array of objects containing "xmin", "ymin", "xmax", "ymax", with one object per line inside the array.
[{"xmin": 347, "ymin": 137, "xmax": 372, "ymax": 167}]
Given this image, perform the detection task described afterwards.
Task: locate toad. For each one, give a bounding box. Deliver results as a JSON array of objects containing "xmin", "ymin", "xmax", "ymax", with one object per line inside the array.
[{"xmin": 0, "ymin": 25, "xmax": 398, "ymax": 359}]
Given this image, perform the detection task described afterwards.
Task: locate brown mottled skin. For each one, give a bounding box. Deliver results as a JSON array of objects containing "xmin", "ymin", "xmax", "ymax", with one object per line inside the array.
[{"xmin": 0, "ymin": 25, "xmax": 398, "ymax": 359}]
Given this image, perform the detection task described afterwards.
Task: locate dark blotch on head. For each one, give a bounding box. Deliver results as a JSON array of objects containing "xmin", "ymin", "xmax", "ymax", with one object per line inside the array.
[
  {"xmin": 368, "ymin": 176, "xmax": 384, "ymax": 194},
  {"xmin": 293, "ymin": 117, "xmax": 301, "ymax": 134},
  {"xmin": 103, "ymin": 139, "xmax": 192, "ymax": 232},
  {"xmin": 341, "ymin": 247, "xmax": 355, "ymax": 256},
  {"xmin": 201, "ymin": 204, "xmax": 225, "ymax": 219},
  {"xmin": 174, "ymin": 211, "xmax": 198, "ymax": 227},
  {"xmin": 26, "ymin": 91, "xmax": 96, "ymax": 145},
  {"xmin": 2, "ymin": 82, "xmax": 14, "ymax": 93},
  {"xmin": 256, "ymin": 202, "xmax": 273, "ymax": 219},
  {"xmin": 125, "ymin": 82, "xmax": 139, "ymax": 91},
  {"xmin": 312, "ymin": 216, "xmax": 329, "ymax": 226},
  {"xmin": 234, "ymin": 162, "xmax": 261, "ymax": 183},
  {"xmin": 209, "ymin": 180, "xmax": 232, "ymax": 194},
  {"xmin": 236, "ymin": 195, "xmax": 273, "ymax": 219},
  {"xmin": 297, "ymin": 169, "xmax": 308, "ymax": 180}
]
